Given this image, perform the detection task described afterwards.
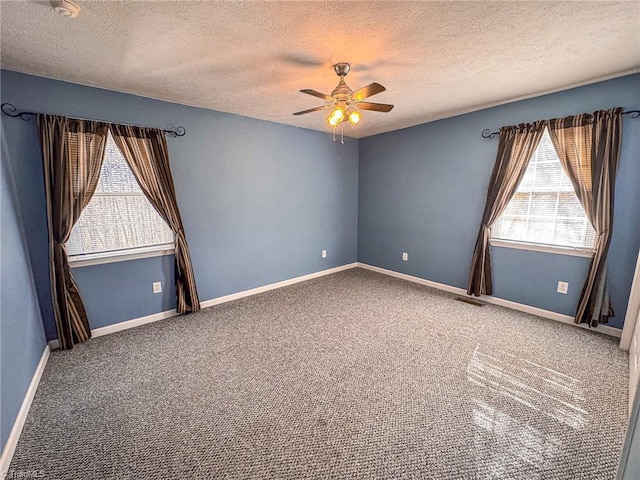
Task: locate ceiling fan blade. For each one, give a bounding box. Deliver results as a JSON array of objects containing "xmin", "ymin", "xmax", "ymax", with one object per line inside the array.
[
  {"xmin": 355, "ymin": 102, "xmax": 394, "ymax": 113},
  {"xmin": 351, "ymin": 83, "xmax": 386, "ymax": 101},
  {"xmin": 300, "ymin": 89, "xmax": 333, "ymax": 101},
  {"xmin": 280, "ymin": 53, "xmax": 325, "ymax": 67},
  {"xmin": 293, "ymin": 105, "xmax": 331, "ymax": 116}
]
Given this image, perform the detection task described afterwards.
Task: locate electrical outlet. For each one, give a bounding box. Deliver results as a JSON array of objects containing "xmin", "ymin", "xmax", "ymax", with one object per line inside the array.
[
  {"xmin": 557, "ymin": 281, "xmax": 569, "ymax": 294},
  {"xmin": 153, "ymin": 282, "xmax": 162, "ymax": 294},
  {"xmin": 322, "ymin": 249, "xmax": 327, "ymax": 258},
  {"xmin": 402, "ymin": 252, "xmax": 408, "ymax": 261}
]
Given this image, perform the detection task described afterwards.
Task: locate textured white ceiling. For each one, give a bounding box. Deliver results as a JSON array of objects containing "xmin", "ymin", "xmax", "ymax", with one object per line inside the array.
[{"xmin": 1, "ymin": 1, "xmax": 639, "ymax": 138}]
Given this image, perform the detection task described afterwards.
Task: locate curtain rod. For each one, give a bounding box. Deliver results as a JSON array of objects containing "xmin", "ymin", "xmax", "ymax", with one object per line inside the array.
[
  {"xmin": 481, "ymin": 109, "xmax": 640, "ymax": 139},
  {"xmin": 0, "ymin": 103, "xmax": 186, "ymax": 137}
]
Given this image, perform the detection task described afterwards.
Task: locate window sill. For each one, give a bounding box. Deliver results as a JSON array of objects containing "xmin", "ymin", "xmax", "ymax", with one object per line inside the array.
[
  {"xmin": 490, "ymin": 239, "xmax": 595, "ymax": 258},
  {"xmin": 69, "ymin": 244, "xmax": 175, "ymax": 268}
]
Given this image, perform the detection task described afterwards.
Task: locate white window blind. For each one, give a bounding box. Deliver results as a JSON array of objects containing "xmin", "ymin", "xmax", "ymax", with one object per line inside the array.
[
  {"xmin": 491, "ymin": 128, "xmax": 595, "ymax": 250},
  {"xmin": 66, "ymin": 133, "xmax": 174, "ymax": 257}
]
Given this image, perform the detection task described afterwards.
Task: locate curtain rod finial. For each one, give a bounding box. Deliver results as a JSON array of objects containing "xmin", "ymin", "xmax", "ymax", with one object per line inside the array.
[
  {"xmin": 482, "ymin": 129, "xmax": 498, "ymax": 139},
  {"xmin": 166, "ymin": 126, "xmax": 186, "ymax": 137},
  {"xmin": 1, "ymin": 103, "xmax": 35, "ymax": 121}
]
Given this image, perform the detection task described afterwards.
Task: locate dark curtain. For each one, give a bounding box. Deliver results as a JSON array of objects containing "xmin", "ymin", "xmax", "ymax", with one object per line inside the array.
[
  {"xmin": 38, "ymin": 114, "xmax": 109, "ymax": 349},
  {"xmin": 467, "ymin": 122, "xmax": 546, "ymax": 296},
  {"xmin": 548, "ymin": 108, "xmax": 623, "ymax": 326},
  {"xmin": 110, "ymin": 125, "xmax": 200, "ymax": 313}
]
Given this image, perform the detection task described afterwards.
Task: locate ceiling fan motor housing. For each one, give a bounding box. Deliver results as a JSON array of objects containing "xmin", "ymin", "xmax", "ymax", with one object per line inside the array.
[
  {"xmin": 331, "ymin": 63, "xmax": 353, "ymax": 100},
  {"xmin": 50, "ymin": 0, "xmax": 81, "ymax": 18},
  {"xmin": 334, "ymin": 63, "xmax": 351, "ymax": 77},
  {"xmin": 331, "ymin": 80, "xmax": 352, "ymax": 101}
]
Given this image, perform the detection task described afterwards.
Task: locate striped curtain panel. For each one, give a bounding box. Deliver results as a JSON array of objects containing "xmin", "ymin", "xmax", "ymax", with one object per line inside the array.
[
  {"xmin": 548, "ymin": 108, "xmax": 623, "ymax": 326},
  {"xmin": 467, "ymin": 122, "xmax": 546, "ymax": 297},
  {"xmin": 38, "ymin": 114, "xmax": 109, "ymax": 350},
  {"xmin": 110, "ymin": 125, "xmax": 200, "ymax": 314}
]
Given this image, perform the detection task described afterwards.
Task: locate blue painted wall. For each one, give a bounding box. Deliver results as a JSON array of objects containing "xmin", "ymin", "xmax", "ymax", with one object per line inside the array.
[
  {"xmin": 359, "ymin": 74, "xmax": 640, "ymax": 328},
  {"xmin": 2, "ymin": 68, "xmax": 638, "ymax": 340},
  {"xmin": 71, "ymin": 256, "xmax": 176, "ymax": 329},
  {"xmin": 0, "ymin": 120, "xmax": 47, "ymax": 452},
  {"xmin": 0, "ymin": 70, "xmax": 359, "ymax": 338}
]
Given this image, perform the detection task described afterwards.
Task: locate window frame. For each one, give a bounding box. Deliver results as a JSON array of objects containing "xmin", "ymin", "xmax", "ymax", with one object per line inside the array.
[
  {"xmin": 68, "ymin": 243, "xmax": 175, "ymax": 268},
  {"xmin": 67, "ymin": 133, "xmax": 175, "ymax": 268},
  {"xmin": 490, "ymin": 128, "xmax": 596, "ymax": 257},
  {"xmin": 489, "ymin": 238, "xmax": 594, "ymax": 258}
]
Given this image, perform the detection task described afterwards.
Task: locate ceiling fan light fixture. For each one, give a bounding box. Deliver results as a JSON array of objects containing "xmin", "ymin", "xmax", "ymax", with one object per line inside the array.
[
  {"xmin": 294, "ymin": 62, "xmax": 393, "ymax": 137},
  {"xmin": 329, "ymin": 107, "xmax": 345, "ymax": 123},
  {"xmin": 347, "ymin": 109, "xmax": 361, "ymax": 126},
  {"xmin": 326, "ymin": 114, "xmax": 339, "ymax": 128},
  {"xmin": 327, "ymin": 107, "xmax": 345, "ymax": 128}
]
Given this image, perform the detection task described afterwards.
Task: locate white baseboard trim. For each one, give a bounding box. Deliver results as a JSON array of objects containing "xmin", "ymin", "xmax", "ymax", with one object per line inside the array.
[
  {"xmin": 45, "ymin": 263, "xmax": 361, "ymax": 345},
  {"xmin": 52, "ymin": 261, "xmax": 619, "ymax": 344},
  {"xmin": 91, "ymin": 309, "xmax": 178, "ymax": 339},
  {"xmin": 200, "ymin": 263, "xmax": 358, "ymax": 308},
  {"xmin": 356, "ymin": 262, "xmax": 622, "ymax": 338},
  {"xmin": 0, "ymin": 345, "xmax": 50, "ymax": 477}
]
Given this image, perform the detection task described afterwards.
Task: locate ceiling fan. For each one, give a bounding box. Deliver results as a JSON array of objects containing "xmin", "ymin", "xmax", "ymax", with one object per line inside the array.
[{"xmin": 293, "ymin": 63, "xmax": 394, "ymax": 131}]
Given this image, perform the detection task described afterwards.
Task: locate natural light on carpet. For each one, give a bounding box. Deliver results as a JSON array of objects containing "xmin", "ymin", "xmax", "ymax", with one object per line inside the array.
[{"xmin": 467, "ymin": 345, "xmax": 587, "ymax": 429}]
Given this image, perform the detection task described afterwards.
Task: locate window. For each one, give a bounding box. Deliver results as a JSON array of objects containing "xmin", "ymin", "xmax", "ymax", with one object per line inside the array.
[
  {"xmin": 491, "ymin": 128, "xmax": 595, "ymax": 254},
  {"xmin": 67, "ymin": 133, "xmax": 174, "ymax": 265}
]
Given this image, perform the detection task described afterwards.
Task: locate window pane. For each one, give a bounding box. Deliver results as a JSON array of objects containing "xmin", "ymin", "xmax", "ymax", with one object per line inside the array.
[
  {"xmin": 519, "ymin": 164, "xmax": 536, "ymax": 190},
  {"xmin": 536, "ymin": 136, "xmax": 559, "ymax": 162},
  {"xmin": 534, "ymin": 162, "xmax": 564, "ymax": 190},
  {"xmin": 585, "ymin": 224, "xmax": 596, "ymax": 248},
  {"xmin": 554, "ymin": 219, "xmax": 592, "ymax": 248},
  {"xmin": 528, "ymin": 192, "xmax": 557, "ymax": 217},
  {"xmin": 491, "ymin": 128, "xmax": 594, "ymax": 250},
  {"xmin": 559, "ymin": 172, "xmax": 574, "ymax": 189},
  {"xmin": 97, "ymin": 142, "xmax": 143, "ymax": 193},
  {"xmin": 525, "ymin": 218, "xmax": 555, "ymax": 244},
  {"xmin": 67, "ymin": 134, "xmax": 174, "ymax": 256},
  {"xmin": 556, "ymin": 193, "xmax": 585, "ymax": 218},
  {"xmin": 492, "ymin": 216, "xmax": 528, "ymax": 242},
  {"xmin": 502, "ymin": 192, "xmax": 529, "ymax": 216}
]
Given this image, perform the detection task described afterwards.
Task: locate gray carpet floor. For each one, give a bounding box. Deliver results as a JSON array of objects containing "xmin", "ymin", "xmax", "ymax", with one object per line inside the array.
[{"xmin": 8, "ymin": 268, "xmax": 629, "ymax": 479}]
